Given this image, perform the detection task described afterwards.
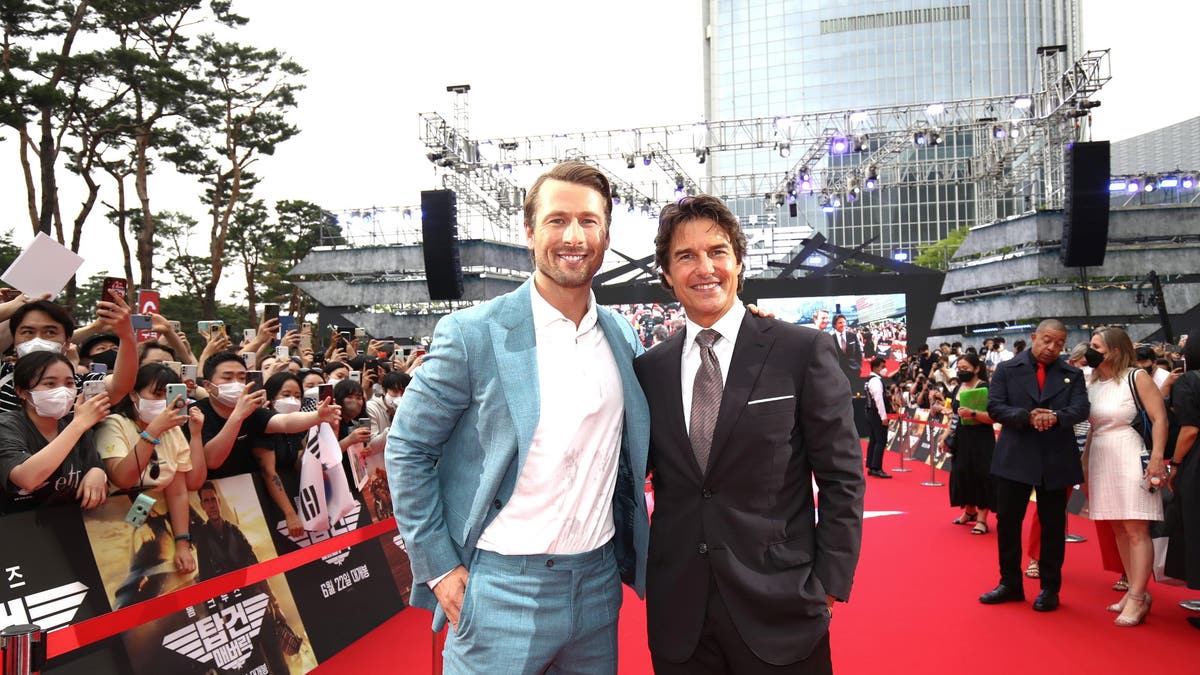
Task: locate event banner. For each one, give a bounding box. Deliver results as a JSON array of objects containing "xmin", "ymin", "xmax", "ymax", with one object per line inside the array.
[{"xmin": 1, "ymin": 506, "xmax": 129, "ymax": 675}]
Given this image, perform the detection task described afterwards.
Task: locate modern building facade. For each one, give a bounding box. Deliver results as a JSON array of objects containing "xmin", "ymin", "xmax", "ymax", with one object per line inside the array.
[{"xmin": 704, "ymin": 0, "xmax": 1083, "ymax": 259}]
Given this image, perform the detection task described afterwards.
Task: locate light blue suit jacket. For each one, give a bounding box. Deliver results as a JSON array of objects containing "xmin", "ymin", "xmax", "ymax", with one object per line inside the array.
[{"xmin": 385, "ymin": 280, "xmax": 650, "ymax": 629}]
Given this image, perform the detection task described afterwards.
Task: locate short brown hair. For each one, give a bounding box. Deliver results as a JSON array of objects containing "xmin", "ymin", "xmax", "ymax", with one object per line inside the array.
[
  {"xmin": 654, "ymin": 194, "xmax": 747, "ymax": 292},
  {"xmin": 1090, "ymin": 326, "xmax": 1135, "ymax": 383},
  {"xmin": 523, "ymin": 161, "xmax": 612, "ymax": 232}
]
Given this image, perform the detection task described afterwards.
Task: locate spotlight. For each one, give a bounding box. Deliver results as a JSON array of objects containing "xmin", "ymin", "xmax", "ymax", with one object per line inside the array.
[
  {"xmin": 643, "ymin": 153, "xmax": 653, "ymax": 166},
  {"xmin": 830, "ymin": 136, "xmax": 850, "ymax": 155},
  {"xmin": 641, "ymin": 199, "xmax": 652, "ymax": 216},
  {"xmin": 774, "ymin": 192, "xmax": 785, "ymax": 206},
  {"xmin": 675, "ymin": 174, "xmax": 685, "ymax": 196},
  {"xmin": 930, "ymin": 130, "xmax": 943, "ymax": 146},
  {"xmin": 1013, "ymin": 96, "xmax": 1034, "ymax": 110},
  {"xmin": 1125, "ymin": 179, "xmax": 1141, "ymax": 193},
  {"xmin": 926, "ymin": 103, "xmax": 946, "ymax": 116},
  {"xmin": 777, "ymin": 142, "xmax": 791, "ymax": 158},
  {"xmin": 893, "ymin": 251, "xmax": 910, "ymax": 262},
  {"xmin": 1109, "ymin": 180, "xmax": 1128, "ymax": 192},
  {"xmin": 1144, "ymin": 177, "xmax": 1157, "ymax": 192},
  {"xmin": 501, "ymin": 163, "xmax": 513, "ymax": 174},
  {"xmin": 426, "ymin": 151, "xmax": 445, "ymax": 163},
  {"xmin": 853, "ymin": 134, "xmax": 870, "ymax": 152},
  {"xmin": 625, "ymin": 154, "xmax": 636, "ymax": 169},
  {"xmin": 846, "ymin": 177, "xmax": 861, "ymax": 202},
  {"xmin": 819, "ymin": 192, "xmax": 834, "ymax": 213},
  {"xmin": 787, "ymin": 192, "xmax": 797, "ymax": 205},
  {"xmin": 864, "ymin": 164, "xmax": 878, "ymax": 190},
  {"xmin": 695, "ymin": 148, "xmax": 707, "ymax": 164},
  {"xmin": 612, "ymin": 192, "xmax": 621, "ymax": 205},
  {"xmin": 627, "ymin": 199, "xmax": 635, "ymax": 213},
  {"xmin": 1159, "ymin": 176, "xmax": 1180, "ymax": 188},
  {"xmin": 913, "ymin": 131, "xmax": 928, "ymax": 146},
  {"xmin": 1184, "ymin": 176, "xmax": 1196, "ymax": 189},
  {"xmin": 992, "ymin": 124, "xmax": 1007, "ymax": 140},
  {"xmin": 402, "ymin": 208, "xmax": 412, "ymax": 220},
  {"xmin": 798, "ymin": 168, "xmax": 813, "ymax": 191},
  {"xmin": 831, "ymin": 194, "xmax": 842, "ymax": 208}
]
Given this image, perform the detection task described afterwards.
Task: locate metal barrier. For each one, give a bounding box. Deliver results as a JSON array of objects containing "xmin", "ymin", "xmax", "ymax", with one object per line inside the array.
[{"xmin": 1, "ymin": 624, "xmax": 44, "ymax": 675}]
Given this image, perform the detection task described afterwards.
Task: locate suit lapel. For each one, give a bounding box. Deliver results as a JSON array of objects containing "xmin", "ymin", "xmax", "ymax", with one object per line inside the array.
[
  {"xmin": 493, "ymin": 281, "xmax": 540, "ymax": 471},
  {"xmin": 1039, "ymin": 358, "xmax": 1072, "ymax": 402},
  {"xmin": 597, "ymin": 310, "xmax": 648, "ymax": 481},
  {"xmin": 708, "ymin": 313, "xmax": 773, "ymax": 468}
]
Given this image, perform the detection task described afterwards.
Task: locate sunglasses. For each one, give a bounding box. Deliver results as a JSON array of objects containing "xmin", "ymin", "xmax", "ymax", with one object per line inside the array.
[{"xmin": 148, "ymin": 451, "xmax": 161, "ymax": 481}]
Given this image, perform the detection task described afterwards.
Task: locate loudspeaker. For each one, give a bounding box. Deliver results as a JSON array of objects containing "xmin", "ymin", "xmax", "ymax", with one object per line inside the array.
[
  {"xmin": 1061, "ymin": 141, "xmax": 1110, "ymax": 267},
  {"xmin": 421, "ymin": 190, "xmax": 464, "ymax": 300}
]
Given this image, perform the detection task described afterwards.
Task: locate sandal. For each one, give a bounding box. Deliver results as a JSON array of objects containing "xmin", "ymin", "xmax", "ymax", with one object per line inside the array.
[
  {"xmin": 1112, "ymin": 575, "xmax": 1129, "ymax": 592},
  {"xmin": 971, "ymin": 521, "xmax": 989, "ymax": 535},
  {"xmin": 952, "ymin": 511, "xmax": 978, "ymax": 525},
  {"xmin": 1025, "ymin": 559, "xmax": 1040, "ymax": 578}
]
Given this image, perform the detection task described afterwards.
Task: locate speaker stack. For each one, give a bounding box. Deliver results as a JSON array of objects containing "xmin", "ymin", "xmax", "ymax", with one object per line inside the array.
[
  {"xmin": 1060, "ymin": 141, "xmax": 1111, "ymax": 267},
  {"xmin": 421, "ymin": 190, "xmax": 464, "ymax": 300}
]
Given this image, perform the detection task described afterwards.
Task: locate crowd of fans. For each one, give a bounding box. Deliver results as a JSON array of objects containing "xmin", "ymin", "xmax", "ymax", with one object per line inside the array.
[{"xmin": 0, "ymin": 286, "xmax": 421, "ymax": 573}]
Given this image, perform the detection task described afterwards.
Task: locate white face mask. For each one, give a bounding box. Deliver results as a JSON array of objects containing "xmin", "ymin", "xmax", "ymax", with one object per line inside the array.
[
  {"xmin": 302, "ymin": 387, "xmax": 320, "ymax": 401},
  {"xmin": 214, "ymin": 382, "xmax": 246, "ymax": 407},
  {"xmin": 16, "ymin": 338, "xmax": 63, "ymax": 359},
  {"xmin": 29, "ymin": 386, "xmax": 75, "ymax": 420},
  {"xmin": 136, "ymin": 397, "xmax": 167, "ymax": 424},
  {"xmin": 328, "ymin": 375, "xmax": 346, "ymax": 384},
  {"xmin": 385, "ymin": 394, "xmax": 402, "ymax": 409},
  {"xmin": 274, "ymin": 397, "xmax": 301, "ymax": 414}
]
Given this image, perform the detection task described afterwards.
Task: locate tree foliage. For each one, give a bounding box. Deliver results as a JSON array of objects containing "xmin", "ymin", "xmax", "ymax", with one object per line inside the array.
[{"xmin": 914, "ymin": 226, "xmax": 970, "ymax": 271}]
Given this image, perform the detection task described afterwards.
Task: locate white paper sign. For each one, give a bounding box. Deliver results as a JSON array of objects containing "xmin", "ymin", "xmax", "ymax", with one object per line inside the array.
[{"xmin": 0, "ymin": 233, "xmax": 85, "ymax": 300}]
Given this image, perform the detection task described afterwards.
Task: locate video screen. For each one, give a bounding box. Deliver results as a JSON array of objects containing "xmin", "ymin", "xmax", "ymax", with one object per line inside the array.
[
  {"xmin": 754, "ymin": 293, "xmax": 907, "ymax": 390},
  {"xmin": 607, "ymin": 302, "xmax": 685, "ymax": 350}
]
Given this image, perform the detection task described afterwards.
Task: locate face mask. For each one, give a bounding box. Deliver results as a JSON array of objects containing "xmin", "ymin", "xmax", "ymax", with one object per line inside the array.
[
  {"xmin": 1084, "ymin": 347, "xmax": 1104, "ymax": 369},
  {"xmin": 274, "ymin": 397, "xmax": 301, "ymax": 414},
  {"xmin": 343, "ymin": 400, "xmax": 363, "ymax": 417},
  {"xmin": 214, "ymin": 382, "xmax": 246, "ymax": 407},
  {"xmin": 16, "ymin": 338, "xmax": 63, "ymax": 359},
  {"xmin": 302, "ymin": 387, "xmax": 320, "ymax": 401},
  {"xmin": 29, "ymin": 386, "xmax": 75, "ymax": 420},
  {"xmin": 385, "ymin": 394, "xmax": 402, "ymax": 409},
  {"xmin": 329, "ymin": 375, "xmax": 346, "ymax": 383},
  {"xmin": 957, "ymin": 369, "xmax": 974, "ymax": 379},
  {"xmin": 90, "ymin": 349, "xmax": 119, "ymax": 370},
  {"xmin": 136, "ymin": 397, "xmax": 167, "ymax": 424}
]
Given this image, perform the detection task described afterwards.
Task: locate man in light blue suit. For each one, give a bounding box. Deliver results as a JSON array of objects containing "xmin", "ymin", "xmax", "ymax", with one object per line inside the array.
[{"xmin": 386, "ymin": 162, "xmax": 650, "ymax": 674}]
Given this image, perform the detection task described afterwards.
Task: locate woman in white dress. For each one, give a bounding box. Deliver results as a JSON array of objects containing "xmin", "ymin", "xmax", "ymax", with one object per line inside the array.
[{"xmin": 1082, "ymin": 326, "xmax": 1169, "ymax": 627}]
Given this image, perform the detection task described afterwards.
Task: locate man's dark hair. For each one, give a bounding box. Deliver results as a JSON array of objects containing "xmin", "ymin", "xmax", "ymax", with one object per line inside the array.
[
  {"xmin": 1013, "ymin": 339, "xmax": 1026, "ymax": 353},
  {"xmin": 1135, "ymin": 345, "xmax": 1156, "ymax": 362},
  {"xmin": 199, "ymin": 481, "xmax": 217, "ymax": 498},
  {"xmin": 112, "ymin": 363, "xmax": 182, "ymax": 420},
  {"xmin": 264, "ymin": 371, "xmax": 301, "ymax": 401},
  {"xmin": 870, "ymin": 357, "xmax": 886, "ymax": 372},
  {"xmin": 80, "ymin": 333, "xmax": 119, "ymax": 357},
  {"xmin": 654, "ymin": 194, "xmax": 747, "ymax": 293},
  {"xmin": 137, "ymin": 340, "xmax": 177, "ymax": 364},
  {"xmin": 203, "ymin": 352, "xmax": 247, "ymax": 384},
  {"xmin": 12, "ymin": 351, "xmax": 74, "ymax": 393},
  {"xmin": 333, "ymin": 379, "xmax": 364, "ymax": 406},
  {"xmin": 523, "ymin": 161, "xmax": 613, "ymax": 231},
  {"xmin": 833, "ymin": 314, "xmax": 847, "ymax": 326},
  {"xmin": 9, "ymin": 300, "xmax": 76, "ymax": 340},
  {"xmin": 382, "ymin": 370, "xmax": 411, "ymax": 392}
]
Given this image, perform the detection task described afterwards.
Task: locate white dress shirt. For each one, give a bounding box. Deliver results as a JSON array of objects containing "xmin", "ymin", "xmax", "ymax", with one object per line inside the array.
[
  {"xmin": 681, "ymin": 301, "xmax": 746, "ymax": 434},
  {"xmin": 475, "ymin": 285, "xmax": 624, "ymax": 556}
]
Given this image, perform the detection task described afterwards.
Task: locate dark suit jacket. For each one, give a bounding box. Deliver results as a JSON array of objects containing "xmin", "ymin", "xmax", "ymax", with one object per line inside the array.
[
  {"xmin": 634, "ymin": 312, "xmax": 864, "ymax": 666},
  {"xmin": 986, "ymin": 350, "xmax": 1090, "ymax": 490},
  {"xmin": 833, "ymin": 329, "xmax": 863, "ymax": 377}
]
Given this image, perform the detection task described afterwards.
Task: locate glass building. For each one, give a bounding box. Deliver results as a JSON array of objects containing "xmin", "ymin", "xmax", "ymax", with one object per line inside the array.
[{"xmin": 704, "ymin": 0, "xmax": 1082, "ymax": 263}]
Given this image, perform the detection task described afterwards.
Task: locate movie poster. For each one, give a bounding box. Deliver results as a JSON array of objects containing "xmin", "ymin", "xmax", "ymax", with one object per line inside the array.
[
  {"xmin": 82, "ymin": 475, "xmax": 316, "ymax": 674},
  {"xmin": 1, "ymin": 505, "xmax": 130, "ymax": 675}
]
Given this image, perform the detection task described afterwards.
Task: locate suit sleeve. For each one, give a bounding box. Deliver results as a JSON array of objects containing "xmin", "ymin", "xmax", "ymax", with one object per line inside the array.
[
  {"xmin": 385, "ymin": 313, "xmax": 473, "ymax": 585},
  {"xmin": 1056, "ymin": 370, "xmax": 1090, "ymax": 427},
  {"xmin": 986, "ymin": 363, "xmax": 1031, "ymax": 428},
  {"xmin": 802, "ymin": 332, "xmax": 865, "ymax": 601}
]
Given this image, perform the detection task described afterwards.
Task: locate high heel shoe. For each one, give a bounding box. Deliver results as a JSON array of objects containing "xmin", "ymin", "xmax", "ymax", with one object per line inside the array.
[
  {"xmin": 1107, "ymin": 591, "xmax": 1152, "ymax": 613},
  {"xmin": 1114, "ymin": 593, "xmax": 1151, "ymax": 627}
]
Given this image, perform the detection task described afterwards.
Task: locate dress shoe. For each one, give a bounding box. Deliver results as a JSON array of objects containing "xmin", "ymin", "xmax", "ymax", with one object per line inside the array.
[
  {"xmin": 867, "ymin": 469, "xmax": 893, "ymax": 479},
  {"xmin": 979, "ymin": 584, "xmax": 1025, "ymax": 605},
  {"xmin": 1032, "ymin": 590, "xmax": 1059, "ymax": 612}
]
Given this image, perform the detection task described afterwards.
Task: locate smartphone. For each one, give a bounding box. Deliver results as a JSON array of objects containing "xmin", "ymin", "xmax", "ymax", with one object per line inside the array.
[
  {"xmin": 165, "ymin": 383, "xmax": 188, "ymax": 409},
  {"xmin": 317, "ymin": 383, "xmax": 333, "ymax": 402},
  {"xmin": 101, "ymin": 277, "xmax": 129, "ymax": 302},
  {"xmin": 354, "ymin": 327, "xmax": 366, "ymax": 338},
  {"xmin": 276, "ymin": 345, "xmax": 290, "ymax": 359},
  {"xmin": 302, "ymin": 322, "xmax": 312, "ymax": 333},
  {"xmin": 349, "ymin": 371, "xmax": 361, "ymax": 383},
  {"xmin": 339, "ymin": 331, "xmax": 352, "ymax": 343},
  {"xmin": 89, "ymin": 362, "xmax": 108, "ymax": 374},
  {"xmin": 0, "ymin": 288, "xmax": 21, "ymax": 302},
  {"xmin": 181, "ymin": 364, "xmax": 198, "ymax": 382},
  {"xmin": 130, "ymin": 314, "xmax": 152, "ymax": 331},
  {"xmin": 354, "ymin": 417, "xmax": 372, "ymax": 429},
  {"xmin": 168, "ymin": 320, "xmax": 181, "ymax": 332},
  {"xmin": 263, "ymin": 304, "xmax": 280, "ymax": 324},
  {"xmin": 197, "ymin": 320, "xmax": 211, "ymax": 334},
  {"xmin": 82, "ymin": 380, "xmax": 107, "ymax": 401},
  {"xmin": 245, "ymin": 370, "xmax": 264, "ymax": 390},
  {"xmin": 240, "ymin": 351, "xmax": 257, "ymax": 369},
  {"xmin": 278, "ymin": 315, "xmax": 295, "ymax": 336},
  {"xmin": 164, "ymin": 361, "xmax": 182, "ymax": 376},
  {"xmin": 299, "ymin": 334, "xmax": 313, "ymax": 351}
]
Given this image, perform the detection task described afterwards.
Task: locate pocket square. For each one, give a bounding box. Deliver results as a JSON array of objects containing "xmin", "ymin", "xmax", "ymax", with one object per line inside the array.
[{"xmin": 747, "ymin": 395, "xmax": 794, "ymax": 405}]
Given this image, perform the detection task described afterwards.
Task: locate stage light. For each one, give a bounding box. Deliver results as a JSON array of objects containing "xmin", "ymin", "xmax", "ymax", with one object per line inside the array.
[
  {"xmin": 930, "ymin": 130, "xmax": 943, "ymax": 146},
  {"xmin": 777, "ymin": 142, "xmax": 791, "ymax": 158},
  {"xmin": 893, "ymin": 251, "xmax": 910, "ymax": 262},
  {"xmin": 798, "ymin": 168, "xmax": 813, "ymax": 192},
  {"xmin": 641, "ymin": 199, "xmax": 652, "ymax": 216},
  {"xmin": 1013, "ymin": 96, "xmax": 1034, "ymax": 110},
  {"xmin": 1109, "ymin": 180, "xmax": 1128, "ymax": 192},
  {"xmin": 674, "ymin": 174, "xmax": 685, "ymax": 197},
  {"xmin": 402, "ymin": 208, "xmax": 413, "ymax": 220},
  {"xmin": 849, "ymin": 111, "xmax": 870, "ymax": 125},
  {"xmin": 1144, "ymin": 177, "xmax": 1157, "ymax": 192},
  {"xmin": 926, "ymin": 103, "xmax": 946, "ymax": 116},
  {"xmin": 502, "ymin": 163, "xmax": 513, "ymax": 174},
  {"xmin": 830, "ymin": 136, "xmax": 850, "ymax": 155},
  {"xmin": 612, "ymin": 192, "xmax": 621, "ymax": 205},
  {"xmin": 853, "ymin": 134, "xmax": 870, "ymax": 152},
  {"xmin": 787, "ymin": 192, "xmax": 797, "ymax": 205},
  {"xmin": 695, "ymin": 148, "xmax": 707, "ymax": 164},
  {"xmin": 1160, "ymin": 176, "xmax": 1180, "ymax": 188},
  {"xmin": 992, "ymin": 125, "xmax": 1007, "ymax": 140},
  {"xmin": 627, "ymin": 199, "xmax": 635, "ymax": 213},
  {"xmin": 864, "ymin": 164, "xmax": 878, "ymax": 190},
  {"xmin": 913, "ymin": 131, "xmax": 928, "ymax": 146},
  {"xmin": 774, "ymin": 192, "xmax": 785, "ymax": 206},
  {"xmin": 1125, "ymin": 179, "xmax": 1141, "ymax": 193},
  {"xmin": 831, "ymin": 195, "xmax": 842, "ymax": 208},
  {"xmin": 819, "ymin": 192, "xmax": 834, "ymax": 213},
  {"xmin": 625, "ymin": 154, "xmax": 636, "ymax": 169},
  {"xmin": 426, "ymin": 151, "xmax": 445, "ymax": 163},
  {"xmin": 1184, "ymin": 176, "xmax": 1196, "ymax": 189},
  {"xmin": 643, "ymin": 153, "xmax": 653, "ymax": 166}
]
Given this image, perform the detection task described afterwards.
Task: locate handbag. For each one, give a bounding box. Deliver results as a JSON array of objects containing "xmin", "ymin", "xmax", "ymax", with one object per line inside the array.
[
  {"xmin": 943, "ymin": 414, "xmax": 959, "ymax": 451},
  {"xmin": 1126, "ymin": 370, "xmax": 1153, "ymax": 471}
]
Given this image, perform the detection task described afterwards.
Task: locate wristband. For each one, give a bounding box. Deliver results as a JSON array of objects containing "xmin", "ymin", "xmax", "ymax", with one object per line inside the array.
[
  {"xmin": 139, "ymin": 430, "xmax": 161, "ymax": 446},
  {"xmin": 174, "ymin": 532, "xmax": 192, "ymax": 543}
]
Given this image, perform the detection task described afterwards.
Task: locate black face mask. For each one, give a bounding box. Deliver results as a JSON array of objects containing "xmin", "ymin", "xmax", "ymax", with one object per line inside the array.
[
  {"xmin": 957, "ymin": 368, "xmax": 974, "ymax": 379},
  {"xmin": 90, "ymin": 349, "xmax": 118, "ymax": 370},
  {"xmin": 1143, "ymin": 365, "xmax": 1155, "ymax": 375},
  {"xmin": 1084, "ymin": 347, "xmax": 1104, "ymax": 369}
]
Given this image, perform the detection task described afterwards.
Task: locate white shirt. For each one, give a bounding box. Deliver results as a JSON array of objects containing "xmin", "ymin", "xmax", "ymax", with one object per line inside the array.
[
  {"xmin": 834, "ymin": 330, "xmax": 849, "ymax": 352},
  {"xmin": 475, "ymin": 285, "xmax": 624, "ymax": 556},
  {"xmin": 681, "ymin": 302, "xmax": 746, "ymax": 434},
  {"xmin": 866, "ymin": 373, "xmax": 887, "ymax": 417}
]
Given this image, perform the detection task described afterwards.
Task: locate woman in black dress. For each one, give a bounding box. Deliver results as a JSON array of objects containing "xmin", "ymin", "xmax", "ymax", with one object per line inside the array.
[
  {"xmin": 1166, "ymin": 338, "xmax": 1200, "ymax": 629},
  {"xmin": 944, "ymin": 353, "xmax": 996, "ymax": 534}
]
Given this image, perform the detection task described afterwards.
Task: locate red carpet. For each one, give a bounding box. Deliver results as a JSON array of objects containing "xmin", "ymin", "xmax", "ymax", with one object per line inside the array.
[{"xmin": 316, "ymin": 451, "xmax": 1200, "ymax": 674}]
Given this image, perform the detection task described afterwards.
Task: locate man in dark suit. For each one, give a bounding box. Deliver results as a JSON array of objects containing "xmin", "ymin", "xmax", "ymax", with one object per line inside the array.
[
  {"xmin": 831, "ymin": 314, "xmax": 863, "ymax": 392},
  {"xmin": 982, "ymin": 319, "xmax": 1089, "ymax": 612},
  {"xmin": 634, "ymin": 195, "xmax": 864, "ymax": 674}
]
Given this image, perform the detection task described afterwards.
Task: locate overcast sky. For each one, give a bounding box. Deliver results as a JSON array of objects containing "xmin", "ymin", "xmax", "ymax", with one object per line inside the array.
[{"xmin": 1, "ymin": 0, "xmax": 1196, "ymax": 288}]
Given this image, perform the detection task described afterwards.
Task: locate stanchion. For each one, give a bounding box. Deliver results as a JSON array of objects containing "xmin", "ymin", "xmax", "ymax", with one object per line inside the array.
[
  {"xmin": 891, "ymin": 417, "xmax": 911, "ymax": 473},
  {"xmin": 920, "ymin": 450, "xmax": 944, "ymax": 487},
  {"xmin": 1, "ymin": 624, "xmax": 44, "ymax": 675},
  {"xmin": 432, "ymin": 627, "xmax": 446, "ymax": 675}
]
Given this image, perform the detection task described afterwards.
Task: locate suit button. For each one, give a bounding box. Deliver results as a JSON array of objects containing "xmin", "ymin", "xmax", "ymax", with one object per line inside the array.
[
  {"xmin": 698, "ymin": 543, "xmax": 708, "ymax": 554},
  {"xmin": 701, "ymin": 488, "xmax": 712, "ymax": 499},
  {"xmin": 493, "ymin": 499, "xmax": 502, "ymax": 509},
  {"xmin": 546, "ymin": 559, "xmax": 554, "ymax": 568}
]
